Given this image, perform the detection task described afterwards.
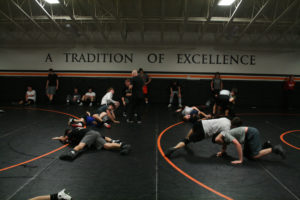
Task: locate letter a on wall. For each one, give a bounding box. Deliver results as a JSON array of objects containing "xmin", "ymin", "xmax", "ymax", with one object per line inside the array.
[{"xmin": 45, "ymin": 53, "xmax": 53, "ymax": 63}]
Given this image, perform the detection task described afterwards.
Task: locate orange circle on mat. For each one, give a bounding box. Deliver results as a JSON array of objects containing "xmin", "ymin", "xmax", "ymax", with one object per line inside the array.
[
  {"xmin": 280, "ymin": 130, "xmax": 300, "ymax": 150},
  {"xmin": 0, "ymin": 107, "xmax": 81, "ymax": 172}
]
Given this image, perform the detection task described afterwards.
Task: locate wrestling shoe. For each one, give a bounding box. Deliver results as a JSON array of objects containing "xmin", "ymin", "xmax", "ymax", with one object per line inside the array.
[
  {"xmin": 59, "ymin": 150, "xmax": 79, "ymax": 161},
  {"xmin": 126, "ymin": 119, "xmax": 134, "ymax": 123},
  {"xmin": 104, "ymin": 123, "xmax": 111, "ymax": 129},
  {"xmin": 57, "ymin": 189, "xmax": 72, "ymax": 200},
  {"xmin": 79, "ymin": 102, "xmax": 83, "ymax": 106},
  {"xmin": 68, "ymin": 118, "xmax": 74, "ymax": 126},
  {"xmin": 168, "ymin": 104, "xmax": 172, "ymax": 108},
  {"xmin": 165, "ymin": 147, "xmax": 177, "ymax": 158},
  {"xmin": 137, "ymin": 120, "xmax": 142, "ymax": 124},
  {"xmin": 89, "ymin": 102, "xmax": 93, "ymax": 107},
  {"xmin": 262, "ymin": 140, "xmax": 273, "ymax": 149},
  {"xmin": 111, "ymin": 139, "xmax": 122, "ymax": 144},
  {"xmin": 272, "ymin": 145, "xmax": 286, "ymax": 159},
  {"xmin": 179, "ymin": 104, "xmax": 182, "ymax": 108},
  {"xmin": 120, "ymin": 144, "xmax": 131, "ymax": 155}
]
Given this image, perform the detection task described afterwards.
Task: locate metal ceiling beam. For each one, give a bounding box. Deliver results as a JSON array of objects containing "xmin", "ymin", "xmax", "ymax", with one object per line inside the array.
[
  {"xmin": 207, "ymin": 0, "xmax": 218, "ymax": 22},
  {"xmin": 0, "ymin": 9, "xmax": 33, "ymax": 40},
  {"xmin": 160, "ymin": 0, "xmax": 165, "ymax": 42},
  {"xmin": 221, "ymin": 0, "xmax": 243, "ymax": 36},
  {"xmin": 138, "ymin": 0, "xmax": 144, "ymax": 42},
  {"xmin": 34, "ymin": 0, "xmax": 64, "ymax": 33},
  {"xmin": 237, "ymin": 0, "xmax": 271, "ymax": 41},
  {"xmin": 3, "ymin": 16, "xmax": 298, "ymax": 24},
  {"xmin": 58, "ymin": 0, "xmax": 90, "ymax": 40},
  {"xmin": 115, "ymin": 0, "xmax": 127, "ymax": 41},
  {"xmin": 179, "ymin": 0, "xmax": 188, "ymax": 40},
  {"xmin": 257, "ymin": 0, "xmax": 298, "ymax": 41},
  {"xmin": 10, "ymin": 0, "xmax": 52, "ymax": 40}
]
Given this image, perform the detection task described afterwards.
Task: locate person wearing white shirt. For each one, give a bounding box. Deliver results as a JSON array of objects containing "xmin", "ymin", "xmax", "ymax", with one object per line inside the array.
[
  {"xmin": 19, "ymin": 86, "xmax": 36, "ymax": 105},
  {"xmin": 80, "ymin": 88, "xmax": 96, "ymax": 107},
  {"xmin": 165, "ymin": 117, "xmax": 242, "ymax": 158},
  {"xmin": 101, "ymin": 87, "xmax": 120, "ymax": 108}
]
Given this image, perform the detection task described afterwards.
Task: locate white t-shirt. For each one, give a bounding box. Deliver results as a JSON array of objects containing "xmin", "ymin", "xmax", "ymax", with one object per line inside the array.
[
  {"xmin": 26, "ymin": 90, "xmax": 36, "ymax": 102},
  {"xmin": 219, "ymin": 89, "xmax": 230, "ymax": 96},
  {"xmin": 101, "ymin": 91, "xmax": 116, "ymax": 105},
  {"xmin": 85, "ymin": 92, "xmax": 96, "ymax": 97},
  {"xmin": 182, "ymin": 106, "xmax": 194, "ymax": 115},
  {"xmin": 202, "ymin": 117, "xmax": 231, "ymax": 138}
]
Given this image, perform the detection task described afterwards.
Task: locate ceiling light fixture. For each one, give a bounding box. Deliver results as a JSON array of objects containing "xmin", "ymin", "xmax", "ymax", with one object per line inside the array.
[
  {"xmin": 44, "ymin": 0, "xmax": 59, "ymax": 4},
  {"xmin": 218, "ymin": 0, "xmax": 237, "ymax": 6}
]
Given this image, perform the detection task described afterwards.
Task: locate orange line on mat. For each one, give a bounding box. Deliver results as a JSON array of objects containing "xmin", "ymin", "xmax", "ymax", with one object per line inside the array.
[
  {"xmin": 0, "ymin": 107, "xmax": 81, "ymax": 172},
  {"xmin": 280, "ymin": 130, "xmax": 300, "ymax": 150},
  {"xmin": 157, "ymin": 121, "xmax": 234, "ymax": 200}
]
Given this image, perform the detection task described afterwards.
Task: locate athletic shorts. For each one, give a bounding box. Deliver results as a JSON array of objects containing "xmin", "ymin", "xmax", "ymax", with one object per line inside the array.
[
  {"xmin": 244, "ymin": 127, "xmax": 262, "ymax": 157},
  {"xmin": 217, "ymin": 94, "xmax": 229, "ymax": 108},
  {"xmin": 86, "ymin": 116, "xmax": 96, "ymax": 126},
  {"xmin": 190, "ymin": 109, "xmax": 199, "ymax": 116},
  {"xmin": 47, "ymin": 86, "xmax": 56, "ymax": 95},
  {"xmin": 80, "ymin": 130, "xmax": 106, "ymax": 150},
  {"xmin": 189, "ymin": 120, "xmax": 205, "ymax": 142}
]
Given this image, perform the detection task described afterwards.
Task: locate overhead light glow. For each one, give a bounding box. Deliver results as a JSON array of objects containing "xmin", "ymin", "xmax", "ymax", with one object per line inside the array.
[
  {"xmin": 44, "ymin": 0, "xmax": 59, "ymax": 4},
  {"xmin": 218, "ymin": 0, "xmax": 236, "ymax": 6}
]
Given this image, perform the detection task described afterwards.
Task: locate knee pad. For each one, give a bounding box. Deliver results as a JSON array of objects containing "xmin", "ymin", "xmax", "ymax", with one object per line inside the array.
[{"xmin": 181, "ymin": 138, "xmax": 190, "ymax": 145}]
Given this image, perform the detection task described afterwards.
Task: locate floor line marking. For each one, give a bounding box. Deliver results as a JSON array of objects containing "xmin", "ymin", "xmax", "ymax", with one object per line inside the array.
[
  {"xmin": 157, "ymin": 121, "xmax": 233, "ymax": 200},
  {"xmin": 5, "ymin": 158, "xmax": 58, "ymax": 200},
  {"xmin": 258, "ymin": 162, "xmax": 300, "ymax": 200},
  {"xmin": 280, "ymin": 130, "xmax": 300, "ymax": 150},
  {"xmin": 0, "ymin": 107, "xmax": 81, "ymax": 172}
]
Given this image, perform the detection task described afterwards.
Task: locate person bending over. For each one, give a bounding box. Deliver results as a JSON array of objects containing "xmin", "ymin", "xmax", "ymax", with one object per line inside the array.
[
  {"xmin": 212, "ymin": 126, "xmax": 286, "ymax": 164},
  {"xmin": 165, "ymin": 117, "xmax": 242, "ymax": 157},
  {"xmin": 19, "ymin": 86, "xmax": 36, "ymax": 105},
  {"xmin": 176, "ymin": 105, "xmax": 211, "ymax": 121},
  {"xmin": 66, "ymin": 88, "xmax": 81, "ymax": 105},
  {"xmin": 80, "ymin": 87, "xmax": 96, "ymax": 107},
  {"xmin": 168, "ymin": 80, "xmax": 182, "ymax": 108},
  {"xmin": 95, "ymin": 103, "xmax": 120, "ymax": 124},
  {"xmin": 213, "ymin": 88, "xmax": 238, "ymax": 117},
  {"xmin": 29, "ymin": 189, "xmax": 71, "ymax": 200},
  {"xmin": 53, "ymin": 128, "xmax": 131, "ymax": 160},
  {"xmin": 101, "ymin": 87, "xmax": 120, "ymax": 108}
]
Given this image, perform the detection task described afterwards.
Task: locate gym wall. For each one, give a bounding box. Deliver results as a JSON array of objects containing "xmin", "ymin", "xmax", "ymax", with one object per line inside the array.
[{"xmin": 0, "ymin": 46, "xmax": 299, "ymax": 107}]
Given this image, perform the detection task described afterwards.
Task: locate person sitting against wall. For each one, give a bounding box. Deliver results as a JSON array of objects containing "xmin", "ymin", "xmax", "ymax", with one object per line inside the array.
[
  {"xmin": 66, "ymin": 87, "xmax": 81, "ymax": 105},
  {"xmin": 101, "ymin": 87, "xmax": 120, "ymax": 108},
  {"xmin": 45, "ymin": 68, "xmax": 59, "ymax": 104},
  {"xmin": 79, "ymin": 87, "xmax": 96, "ymax": 107},
  {"xmin": 121, "ymin": 79, "xmax": 133, "ymax": 117},
  {"xmin": 283, "ymin": 75, "xmax": 296, "ymax": 110},
  {"xmin": 19, "ymin": 86, "xmax": 36, "ymax": 105},
  {"xmin": 213, "ymin": 88, "xmax": 238, "ymax": 117},
  {"xmin": 138, "ymin": 68, "xmax": 152, "ymax": 104},
  {"xmin": 168, "ymin": 80, "xmax": 182, "ymax": 108}
]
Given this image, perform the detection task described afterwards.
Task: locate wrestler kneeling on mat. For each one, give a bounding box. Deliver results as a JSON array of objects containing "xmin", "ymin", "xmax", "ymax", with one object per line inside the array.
[
  {"xmin": 52, "ymin": 128, "xmax": 131, "ymax": 161},
  {"xmin": 212, "ymin": 126, "xmax": 286, "ymax": 164}
]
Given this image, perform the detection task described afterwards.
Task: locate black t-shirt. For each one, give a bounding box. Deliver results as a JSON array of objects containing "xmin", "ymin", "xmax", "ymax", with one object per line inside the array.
[
  {"xmin": 48, "ymin": 74, "xmax": 58, "ymax": 86},
  {"xmin": 67, "ymin": 128, "xmax": 89, "ymax": 146},
  {"xmin": 122, "ymin": 86, "xmax": 132, "ymax": 101},
  {"xmin": 132, "ymin": 76, "xmax": 144, "ymax": 99},
  {"xmin": 170, "ymin": 83, "xmax": 180, "ymax": 92}
]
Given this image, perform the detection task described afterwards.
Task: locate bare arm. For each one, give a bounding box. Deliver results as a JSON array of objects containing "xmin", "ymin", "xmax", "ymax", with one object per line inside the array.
[
  {"xmin": 217, "ymin": 144, "xmax": 227, "ymax": 157},
  {"xmin": 145, "ymin": 77, "xmax": 152, "ymax": 85},
  {"xmin": 178, "ymin": 86, "xmax": 181, "ymax": 96},
  {"xmin": 46, "ymin": 80, "xmax": 49, "ymax": 89},
  {"xmin": 210, "ymin": 80, "xmax": 214, "ymax": 90},
  {"xmin": 52, "ymin": 136, "xmax": 68, "ymax": 142},
  {"xmin": 231, "ymin": 139, "xmax": 243, "ymax": 164}
]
